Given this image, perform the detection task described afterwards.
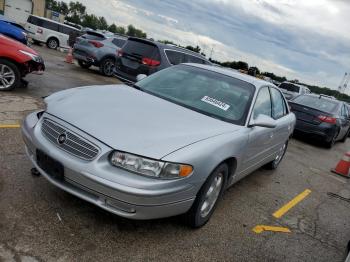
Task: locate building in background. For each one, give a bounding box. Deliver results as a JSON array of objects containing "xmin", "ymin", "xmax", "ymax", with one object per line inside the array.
[{"xmin": 0, "ymin": 0, "xmax": 45, "ymax": 24}]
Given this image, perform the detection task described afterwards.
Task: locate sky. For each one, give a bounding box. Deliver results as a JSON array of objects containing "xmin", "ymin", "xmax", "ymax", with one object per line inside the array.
[{"xmin": 77, "ymin": 0, "xmax": 349, "ymax": 90}]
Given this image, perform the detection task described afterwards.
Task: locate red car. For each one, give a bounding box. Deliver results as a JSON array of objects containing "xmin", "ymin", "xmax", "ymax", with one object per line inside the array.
[{"xmin": 0, "ymin": 34, "xmax": 44, "ymax": 91}]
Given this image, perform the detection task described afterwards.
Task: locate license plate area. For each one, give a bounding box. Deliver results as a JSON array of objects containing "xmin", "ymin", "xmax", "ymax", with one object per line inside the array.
[{"xmin": 36, "ymin": 150, "xmax": 64, "ymax": 181}]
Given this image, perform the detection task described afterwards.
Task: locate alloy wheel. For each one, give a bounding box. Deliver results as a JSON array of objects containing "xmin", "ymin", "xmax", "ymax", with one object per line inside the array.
[
  {"xmin": 103, "ymin": 60, "xmax": 115, "ymax": 76},
  {"xmin": 200, "ymin": 173, "xmax": 223, "ymax": 218},
  {"xmin": 0, "ymin": 64, "xmax": 15, "ymax": 89}
]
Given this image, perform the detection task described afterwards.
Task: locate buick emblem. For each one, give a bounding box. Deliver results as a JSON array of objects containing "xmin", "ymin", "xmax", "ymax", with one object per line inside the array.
[{"xmin": 57, "ymin": 133, "xmax": 67, "ymax": 145}]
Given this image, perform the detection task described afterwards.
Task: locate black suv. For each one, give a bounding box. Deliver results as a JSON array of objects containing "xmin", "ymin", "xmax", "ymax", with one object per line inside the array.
[{"xmin": 114, "ymin": 37, "xmax": 211, "ymax": 83}]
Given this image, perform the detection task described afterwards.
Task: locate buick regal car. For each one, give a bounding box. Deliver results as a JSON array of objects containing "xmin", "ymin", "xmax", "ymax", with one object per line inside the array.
[{"xmin": 22, "ymin": 64, "xmax": 295, "ymax": 228}]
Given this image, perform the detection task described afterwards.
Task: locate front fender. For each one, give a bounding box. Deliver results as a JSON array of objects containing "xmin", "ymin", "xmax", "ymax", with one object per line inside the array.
[{"xmin": 161, "ymin": 130, "xmax": 249, "ymax": 187}]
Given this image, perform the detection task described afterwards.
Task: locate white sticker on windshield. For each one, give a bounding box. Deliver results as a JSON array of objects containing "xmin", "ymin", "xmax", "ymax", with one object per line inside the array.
[{"xmin": 201, "ymin": 96, "xmax": 230, "ymax": 111}]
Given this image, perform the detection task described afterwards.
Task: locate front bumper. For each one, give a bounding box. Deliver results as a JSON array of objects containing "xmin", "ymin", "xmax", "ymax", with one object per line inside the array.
[{"xmin": 22, "ymin": 112, "xmax": 196, "ymax": 219}]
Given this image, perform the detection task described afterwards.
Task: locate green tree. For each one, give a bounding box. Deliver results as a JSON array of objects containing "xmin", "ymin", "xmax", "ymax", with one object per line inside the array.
[
  {"xmin": 81, "ymin": 14, "xmax": 99, "ymax": 29},
  {"xmin": 126, "ymin": 25, "xmax": 146, "ymax": 38},
  {"xmin": 185, "ymin": 45, "xmax": 201, "ymax": 53},
  {"xmin": 98, "ymin": 16, "xmax": 108, "ymax": 30}
]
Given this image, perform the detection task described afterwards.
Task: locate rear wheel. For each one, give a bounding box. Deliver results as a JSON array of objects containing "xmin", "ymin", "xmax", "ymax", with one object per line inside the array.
[
  {"xmin": 78, "ymin": 60, "xmax": 92, "ymax": 69},
  {"xmin": 326, "ymin": 129, "xmax": 339, "ymax": 148},
  {"xmin": 0, "ymin": 59, "xmax": 20, "ymax": 91},
  {"xmin": 340, "ymin": 128, "xmax": 350, "ymax": 143},
  {"xmin": 46, "ymin": 37, "xmax": 59, "ymax": 49},
  {"xmin": 99, "ymin": 57, "xmax": 115, "ymax": 76},
  {"xmin": 185, "ymin": 163, "xmax": 228, "ymax": 228},
  {"xmin": 265, "ymin": 141, "xmax": 288, "ymax": 170}
]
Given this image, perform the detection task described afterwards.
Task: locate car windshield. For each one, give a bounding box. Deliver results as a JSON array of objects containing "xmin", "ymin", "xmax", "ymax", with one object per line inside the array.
[
  {"xmin": 136, "ymin": 65, "xmax": 255, "ymax": 125},
  {"xmin": 279, "ymin": 83, "xmax": 300, "ymax": 93},
  {"xmin": 293, "ymin": 95, "xmax": 339, "ymax": 113}
]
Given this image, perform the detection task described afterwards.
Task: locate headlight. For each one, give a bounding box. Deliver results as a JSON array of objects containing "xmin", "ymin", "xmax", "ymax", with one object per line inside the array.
[
  {"xmin": 110, "ymin": 151, "xmax": 193, "ymax": 179},
  {"xmin": 19, "ymin": 50, "xmax": 41, "ymax": 63}
]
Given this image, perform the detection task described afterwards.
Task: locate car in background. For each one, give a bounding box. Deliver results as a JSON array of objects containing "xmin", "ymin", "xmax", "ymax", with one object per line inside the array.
[
  {"xmin": 0, "ymin": 34, "xmax": 44, "ymax": 91},
  {"xmin": 25, "ymin": 15, "xmax": 80, "ymax": 49},
  {"xmin": 114, "ymin": 37, "xmax": 211, "ymax": 83},
  {"xmin": 279, "ymin": 81, "xmax": 310, "ymax": 100},
  {"xmin": 22, "ymin": 64, "xmax": 295, "ymax": 228},
  {"xmin": 73, "ymin": 31, "xmax": 127, "ymax": 76},
  {"xmin": 289, "ymin": 94, "xmax": 350, "ymax": 148},
  {"xmin": 0, "ymin": 15, "xmax": 28, "ymax": 45}
]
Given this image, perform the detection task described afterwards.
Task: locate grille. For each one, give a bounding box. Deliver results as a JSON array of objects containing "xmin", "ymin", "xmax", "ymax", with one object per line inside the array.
[{"xmin": 41, "ymin": 118, "xmax": 99, "ymax": 161}]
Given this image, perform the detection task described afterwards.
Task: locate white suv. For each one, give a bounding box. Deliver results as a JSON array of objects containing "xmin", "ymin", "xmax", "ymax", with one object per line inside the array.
[{"xmin": 25, "ymin": 15, "xmax": 80, "ymax": 49}]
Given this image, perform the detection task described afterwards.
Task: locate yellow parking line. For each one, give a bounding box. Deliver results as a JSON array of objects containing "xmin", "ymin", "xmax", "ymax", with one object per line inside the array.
[
  {"xmin": 273, "ymin": 189, "xmax": 311, "ymax": 218},
  {"xmin": 253, "ymin": 225, "xmax": 291, "ymax": 234},
  {"xmin": 0, "ymin": 124, "xmax": 20, "ymax": 128}
]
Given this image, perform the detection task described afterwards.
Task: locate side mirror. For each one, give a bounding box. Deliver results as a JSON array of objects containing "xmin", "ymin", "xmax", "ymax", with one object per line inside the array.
[
  {"xmin": 136, "ymin": 74, "xmax": 147, "ymax": 82},
  {"xmin": 249, "ymin": 114, "xmax": 277, "ymax": 128}
]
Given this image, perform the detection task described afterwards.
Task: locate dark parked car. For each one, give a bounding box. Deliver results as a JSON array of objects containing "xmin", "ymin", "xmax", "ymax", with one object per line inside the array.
[
  {"xmin": 73, "ymin": 31, "xmax": 127, "ymax": 76},
  {"xmin": 114, "ymin": 37, "xmax": 211, "ymax": 83},
  {"xmin": 0, "ymin": 15, "xmax": 28, "ymax": 45},
  {"xmin": 289, "ymin": 94, "xmax": 350, "ymax": 148},
  {"xmin": 279, "ymin": 82, "xmax": 310, "ymax": 100}
]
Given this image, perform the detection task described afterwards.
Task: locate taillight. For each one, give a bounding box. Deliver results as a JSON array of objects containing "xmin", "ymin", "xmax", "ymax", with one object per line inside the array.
[
  {"xmin": 142, "ymin": 57, "xmax": 160, "ymax": 67},
  {"xmin": 318, "ymin": 115, "xmax": 337, "ymax": 124},
  {"xmin": 37, "ymin": 28, "xmax": 43, "ymax": 34},
  {"xmin": 117, "ymin": 50, "xmax": 123, "ymax": 57},
  {"xmin": 89, "ymin": 40, "xmax": 104, "ymax": 48}
]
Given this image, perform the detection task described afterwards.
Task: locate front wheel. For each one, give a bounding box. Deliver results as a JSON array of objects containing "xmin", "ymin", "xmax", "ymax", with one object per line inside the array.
[
  {"xmin": 265, "ymin": 141, "xmax": 288, "ymax": 170},
  {"xmin": 185, "ymin": 163, "xmax": 228, "ymax": 228},
  {"xmin": 0, "ymin": 59, "xmax": 20, "ymax": 91}
]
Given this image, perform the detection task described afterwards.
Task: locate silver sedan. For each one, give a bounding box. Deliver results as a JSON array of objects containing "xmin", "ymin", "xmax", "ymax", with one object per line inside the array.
[{"xmin": 22, "ymin": 64, "xmax": 295, "ymax": 228}]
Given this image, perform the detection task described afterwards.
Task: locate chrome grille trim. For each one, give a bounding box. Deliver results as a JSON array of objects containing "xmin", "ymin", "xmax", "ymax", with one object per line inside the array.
[{"xmin": 41, "ymin": 118, "xmax": 100, "ymax": 161}]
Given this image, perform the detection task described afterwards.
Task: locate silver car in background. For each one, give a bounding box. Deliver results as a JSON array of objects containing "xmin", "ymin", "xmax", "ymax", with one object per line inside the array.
[
  {"xmin": 73, "ymin": 31, "xmax": 127, "ymax": 76},
  {"xmin": 22, "ymin": 64, "xmax": 295, "ymax": 228}
]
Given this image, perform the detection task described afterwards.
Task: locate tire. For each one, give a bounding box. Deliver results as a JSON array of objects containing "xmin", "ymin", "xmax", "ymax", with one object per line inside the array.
[
  {"xmin": 325, "ymin": 129, "xmax": 339, "ymax": 148},
  {"xmin": 0, "ymin": 59, "xmax": 21, "ymax": 91},
  {"xmin": 78, "ymin": 60, "xmax": 92, "ymax": 69},
  {"xmin": 265, "ymin": 140, "xmax": 288, "ymax": 170},
  {"xmin": 185, "ymin": 163, "xmax": 228, "ymax": 228},
  {"xmin": 340, "ymin": 128, "xmax": 350, "ymax": 143},
  {"xmin": 99, "ymin": 57, "xmax": 115, "ymax": 76},
  {"xmin": 46, "ymin": 37, "xmax": 59, "ymax": 49}
]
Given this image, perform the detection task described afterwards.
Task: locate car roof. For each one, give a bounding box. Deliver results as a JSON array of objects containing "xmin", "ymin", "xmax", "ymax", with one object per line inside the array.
[
  {"xmin": 127, "ymin": 37, "xmax": 208, "ymax": 60},
  {"xmin": 184, "ymin": 63, "xmax": 275, "ymax": 88},
  {"xmin": 28, "ymin": 15, "xmax": 79, "ymax": 31},
  {"xmin": 297, "ymin": 93, "xmax": 342, "ymax": 104}
]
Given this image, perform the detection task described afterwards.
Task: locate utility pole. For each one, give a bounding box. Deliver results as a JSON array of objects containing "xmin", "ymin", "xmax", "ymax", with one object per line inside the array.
[
  {"xmin": 338, "ymin": 72, "xmax": 348, "ymax": 93},
  {"xmin": 209, "ymin": 45, "xmax": 215, "ymax": 60}
]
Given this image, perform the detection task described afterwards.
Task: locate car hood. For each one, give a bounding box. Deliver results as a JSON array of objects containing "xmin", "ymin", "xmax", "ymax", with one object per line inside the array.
[{"xmin": 45, "ymin": 85, "xmax": 242, "ymax": 159}]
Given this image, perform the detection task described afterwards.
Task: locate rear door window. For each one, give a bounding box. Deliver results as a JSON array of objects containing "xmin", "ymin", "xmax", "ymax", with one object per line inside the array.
[
  {"xmin": 42, "ymin": 20, "xmax": 59, "ymax": 32},
  {"xmin": 123, "ymin": 40, "xmax": 160, "ymax": 60},
  {"xmin": 59, "ymin": 25, "xmax": 75, "ymax": 35},
  {"xmin": 112, "ymin": 38, "xmax": 126, "ymax": 48},
  {"xmin": 270, "ymin": 87, "xmax": 287, "ymax": 119},
  {"xmin": 165, "ymin": 50, "xmax": 184, "ymax": 65},
  {"xmin": 185, "ymin": 54, "xmax": 207, "ymax": 64}
]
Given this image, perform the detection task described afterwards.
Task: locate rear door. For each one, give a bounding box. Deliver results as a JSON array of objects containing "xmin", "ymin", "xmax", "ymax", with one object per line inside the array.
[{"xmin": 116, "ymin": 39, "xmax": 160, "ymax": 80}]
